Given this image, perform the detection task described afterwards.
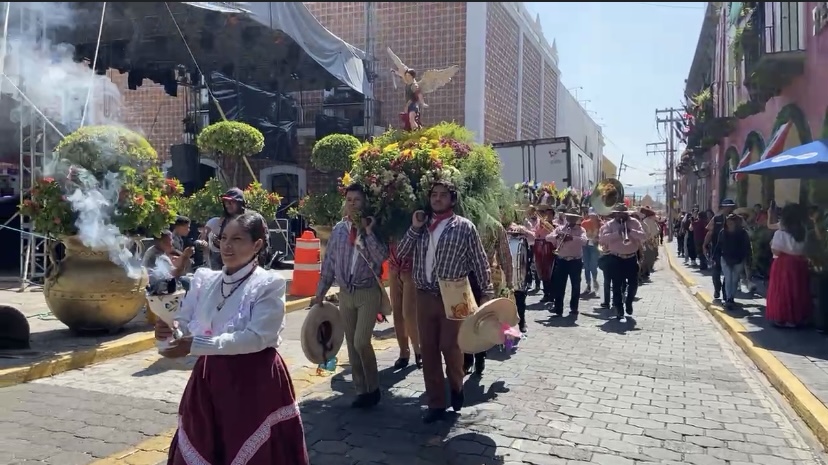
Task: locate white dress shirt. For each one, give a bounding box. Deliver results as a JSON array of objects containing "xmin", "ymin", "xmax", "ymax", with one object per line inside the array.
[{"xmin": 175, "ymin": 261, "xmax": 287, "ymax": 356}]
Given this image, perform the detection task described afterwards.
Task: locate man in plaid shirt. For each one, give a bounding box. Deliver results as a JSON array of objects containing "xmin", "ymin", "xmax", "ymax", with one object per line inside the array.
[{"xmin": 397, "ymin": 180, "xmax": 493, "ymax": 423}]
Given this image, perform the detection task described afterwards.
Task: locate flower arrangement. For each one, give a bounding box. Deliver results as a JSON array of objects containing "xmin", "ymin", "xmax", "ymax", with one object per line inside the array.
[
  {"xmin": 19, "ymin": 126, "xmax": 184, "ymax": 239},
  {"xmin": 178, "ymin": 178, "xmax": 282, "ymax": 224},
  {"xmin": 332, "ymin": 122, "xmax": 505, "ymax": 241}
]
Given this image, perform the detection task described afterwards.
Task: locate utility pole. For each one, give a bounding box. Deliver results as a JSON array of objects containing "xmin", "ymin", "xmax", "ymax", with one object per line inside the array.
[
  {"xmin": 646, "ymin": 141, "xmax": 668, "ymax": 214},
  {"xmin": 655, "ymin": 107, "xmax": 684, "ymax": 241},
  {"xmin": 616, "ymin": 153, "xmax": 625, "ymax": 180}
]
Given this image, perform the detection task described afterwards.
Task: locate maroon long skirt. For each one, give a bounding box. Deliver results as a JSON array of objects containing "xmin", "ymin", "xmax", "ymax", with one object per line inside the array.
[
  {"xmin": 534, "ymin": 240, "xmax": 556, "ymax": 282},
  {"xmin": 167, "ymin": 348, "xmax": 309, "ymax": 465},
  {"xmin": 766, "ymin": 253, "xmax": 812, "ymax": 327}
]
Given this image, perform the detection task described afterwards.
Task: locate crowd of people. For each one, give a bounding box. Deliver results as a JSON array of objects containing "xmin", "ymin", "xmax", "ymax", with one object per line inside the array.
[{"xmin": 143, "ymin": 176, "xmax": 673, "ymax": 463}]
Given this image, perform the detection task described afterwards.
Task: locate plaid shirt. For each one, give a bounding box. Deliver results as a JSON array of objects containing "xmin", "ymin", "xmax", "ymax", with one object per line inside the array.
[
  {"xmin": 397, "ymin": 214, "xmax": 493, "ymax": 298},
  {"xmin": 317, "ymin": 220, "xmax": 388, "ymax": 294}
]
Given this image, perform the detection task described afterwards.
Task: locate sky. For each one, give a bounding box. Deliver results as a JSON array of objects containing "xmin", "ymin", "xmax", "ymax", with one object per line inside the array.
[{"xmin": 524, "ymin": 2, "xmax": 706, "ymax": 191}]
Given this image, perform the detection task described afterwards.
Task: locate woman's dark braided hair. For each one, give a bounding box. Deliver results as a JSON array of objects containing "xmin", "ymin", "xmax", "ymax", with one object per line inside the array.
[
  {"xmin": 228, "ymin": 211, "xmax": 271, "ymax": 267},
  {"xmin": 781, "ymin": 203, "xmax": 807, "ymax": 243}
]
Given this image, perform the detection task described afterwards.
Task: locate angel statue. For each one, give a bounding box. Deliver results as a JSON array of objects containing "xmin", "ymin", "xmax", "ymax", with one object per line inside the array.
[{"xmin": 387, "ymin": 47, "xmax": 460, "ymax": 131}]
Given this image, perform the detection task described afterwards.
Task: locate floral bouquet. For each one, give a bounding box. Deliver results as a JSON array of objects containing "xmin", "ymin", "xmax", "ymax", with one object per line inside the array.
[{"xmin": 331, "ymin": 122, "xmax": 505, "ymax": 241}]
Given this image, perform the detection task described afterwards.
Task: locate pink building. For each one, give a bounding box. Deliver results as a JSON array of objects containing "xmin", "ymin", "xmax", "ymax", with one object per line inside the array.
[{"xmin": 683, "ymin": 2, "xmax": 828, "ymax": 210}]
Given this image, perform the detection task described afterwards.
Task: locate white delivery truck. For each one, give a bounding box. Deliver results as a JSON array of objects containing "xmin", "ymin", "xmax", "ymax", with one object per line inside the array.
[{"xmin": 492, "ymin": 137, "xmax": 597, "ymax": 192}]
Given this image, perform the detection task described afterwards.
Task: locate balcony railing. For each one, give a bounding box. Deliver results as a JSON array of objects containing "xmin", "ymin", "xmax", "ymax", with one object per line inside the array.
[
  {"xmin": 743, "ymin": 2, "xmax": 806, "ymax": 82},
  {"xmin": 296, "ymin": 100, "xmax": 384, "ymax": 131}
]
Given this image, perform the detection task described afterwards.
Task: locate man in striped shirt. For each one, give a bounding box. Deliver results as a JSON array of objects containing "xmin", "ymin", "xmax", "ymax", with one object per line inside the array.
[{"xmin": 397, "ymin": 180, "xmax": 493, "ymax": 423}]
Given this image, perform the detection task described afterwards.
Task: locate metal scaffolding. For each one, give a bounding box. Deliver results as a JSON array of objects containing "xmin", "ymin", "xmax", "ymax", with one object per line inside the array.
[{"xmin": 10, "ymin": 4, "xmax": 53, "ymax": 289}]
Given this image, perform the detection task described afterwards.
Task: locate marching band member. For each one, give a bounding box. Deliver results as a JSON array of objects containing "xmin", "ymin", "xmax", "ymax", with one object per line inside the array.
[
  {"xmin": 639, "ymin": 206, "xmax": 660, "ymax": 280},
  {"xmin": 600, "ymin": 204, "xmax": 647, "ymax": 322},
  {"xmin": 531, "ymin": 195, "xmax": 557, "ymax": 303},
  {"xmin": 314, "ymin": 183, "xmax": 389, "ymax": 409},
  {"xmin": 598, "ymin": 218, "xmax": 613, "ymax": 309},
  {"xmin": 508, "ymin": 222, "xmax": 537, "ymax": 333},
  {"xmin": 396, "ymin": 179, "xmax": 492, "ymax": 423},
  {"xmin": 524, "ymin": 206, "xmax": 541, "ymax": 291},
  {"xmin": 581, "ymin": 209, "xmax": 601, "ymax": 293},
  {"xmin": 547, "ymin": 209, "xmax": 588, "ymax": 317}
]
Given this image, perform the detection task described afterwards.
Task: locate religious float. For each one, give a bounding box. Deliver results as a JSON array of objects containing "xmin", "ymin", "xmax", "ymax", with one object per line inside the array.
[{"xmin": 19, "ymin": 126, "xmax": 183, "ymax": 332}]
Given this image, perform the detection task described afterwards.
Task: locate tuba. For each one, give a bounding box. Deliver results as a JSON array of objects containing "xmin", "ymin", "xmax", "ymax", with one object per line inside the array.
[{"xmin": 589, "ymin": 179, "xmax": 624, "ymax": 216}]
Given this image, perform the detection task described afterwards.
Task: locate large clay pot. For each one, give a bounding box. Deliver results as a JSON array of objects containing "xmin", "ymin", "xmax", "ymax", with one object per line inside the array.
[
  {"xmin": 314, "ymin": 225, "xmax": 333, "ymax": 260},
  {"xmin": 44, "ymin": 235, "xmax": 149, "ymax": 332}
]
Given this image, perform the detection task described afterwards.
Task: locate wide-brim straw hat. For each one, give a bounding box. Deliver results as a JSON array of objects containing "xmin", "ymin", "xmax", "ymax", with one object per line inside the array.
[
  {"xmin": 610, "ymin": 203, "xmax": 629, "ymax": 214},
  {"xmin": 639, "ymin": 205, "xmax": 656, "ymax": 217},
  {"xmin": 301, "ymin": 302, "xmax": 345, "ymax": 365},
  {"xmin": 733, "ymin": 207, "xmax": 755, "ymax": 220},
  {"xmin": 458, "ymin": 298, "xmax": 520, "ymax": 354},
  {"xmin": 564, "ymin": 208, "xmax": 581, "ymax": 220}
]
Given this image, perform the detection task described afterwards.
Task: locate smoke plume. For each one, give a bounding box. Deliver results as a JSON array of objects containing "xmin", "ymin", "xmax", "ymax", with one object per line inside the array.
[{"xmin": 5, "ymin": 3, "xmax": 145, "ymax": 278}]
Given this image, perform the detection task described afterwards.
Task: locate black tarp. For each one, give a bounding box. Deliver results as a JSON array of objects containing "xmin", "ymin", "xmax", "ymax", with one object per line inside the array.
[{"xmin": 208, "ymin": 72, "xmax": 299, "ymax": 163}]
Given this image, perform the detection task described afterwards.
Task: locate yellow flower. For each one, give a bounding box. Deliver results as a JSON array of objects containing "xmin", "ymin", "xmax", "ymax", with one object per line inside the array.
[
  {"xmin": 429, "ymin": 149, "xmax": 441, "ymax": 160},
  {"xmin": 383, "ymin": 142, "xmax": 399, "ymax": 153},
  {"xmin": 419, "ymin": 136, "xmax": 428, "ymax": 143},
  {"xmin": 341, "ymin": 172, "xmax": 352, "ymax": 186}
]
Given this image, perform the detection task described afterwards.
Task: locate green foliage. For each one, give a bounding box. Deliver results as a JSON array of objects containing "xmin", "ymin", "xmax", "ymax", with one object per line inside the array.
[
  {"xmin": 243, "ymin": 182, "xmax": 282, "ymax": 221},
  {"xmin": 177, "ymin": 178, "xmax": 227, "ymax": 224},
  {"xmin": 54, "ymin": 125, "xmax": 158, "ymax": 175},
  {"xmin": 113, "ymin": 166, "xmax": 184, "ymax": 238},
  {"xmin": 287, "ymin": 191, "xmax": 343, "ymax": 226},
  {"xmin": 196, "ymin": 121, "xmax": 264, "ymax": 158},
  {"xmin": 311, "ymin": 134, "xmax": 360, "ymax": 172},
  {"xmin": 19, "ymin": 177, "xmax": 75, "ymax": 238}
]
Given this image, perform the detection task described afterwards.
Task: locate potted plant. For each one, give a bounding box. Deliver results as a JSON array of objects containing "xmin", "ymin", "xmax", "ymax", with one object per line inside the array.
[
  {"xmin": 18, "ymin": 125, "xmax": 183, "ymax": 332},
  {"xmin": 311, "ymin": 133, "xmax": 360, "ymax": 173},
  {"xmin": 288, "ymin": 191, "xmax": 344, "ymax": 257},
  {"xmin": 196, "ymin": 121, "xmax": 265, "ymax": 186},
  {"xmin": 242, "ymin": 181, "xmax": 282, "ymax": 221}
]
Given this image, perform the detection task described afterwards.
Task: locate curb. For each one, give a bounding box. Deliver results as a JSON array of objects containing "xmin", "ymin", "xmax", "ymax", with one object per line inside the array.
[
  {"xmin": 664, "ymin": 247, "xmax": 828, "ymax": 450},
  {"xmin": 0, "ymin": 295, "xmax": 318, "ymax": 388}
]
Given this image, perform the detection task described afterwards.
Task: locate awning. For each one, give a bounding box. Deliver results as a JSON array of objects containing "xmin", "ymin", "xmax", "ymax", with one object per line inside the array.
[
  {"xmin": 760, "ymin": 121, "xmax": 793, "ymax": 161},
  {"xmin": 733, "ymin": 147, "xmax": 752, "ymax": 182}
]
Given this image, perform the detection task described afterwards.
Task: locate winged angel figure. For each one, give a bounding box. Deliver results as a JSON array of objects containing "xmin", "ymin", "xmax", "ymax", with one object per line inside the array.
[{"xmin": 387, "ymin": 47, "xmax": 459, "ymax": 131}]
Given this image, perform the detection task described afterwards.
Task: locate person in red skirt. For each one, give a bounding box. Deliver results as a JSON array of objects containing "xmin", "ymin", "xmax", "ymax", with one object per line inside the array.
[
  {"xmin": 155, "ymin": 211, "xmax": 309, "ymax": 465},
  {"xmin": 766, "ymin": 204, "xmax": 811, "ymax": 328}
]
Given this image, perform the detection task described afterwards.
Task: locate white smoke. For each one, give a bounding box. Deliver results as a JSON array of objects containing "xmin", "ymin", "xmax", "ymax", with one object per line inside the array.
[{"xmin": 4, "ymin": 3, "xmax": 144, "ymax": 278}]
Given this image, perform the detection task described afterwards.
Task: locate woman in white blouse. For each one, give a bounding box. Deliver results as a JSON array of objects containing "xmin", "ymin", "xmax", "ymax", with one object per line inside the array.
[
  {"xmin": 155, "ymin": 211, "xmax": 309, "ymax": 465},
  {"xmin": 766, "ymin": 204, "xmax": 812, "ymax": 328}
]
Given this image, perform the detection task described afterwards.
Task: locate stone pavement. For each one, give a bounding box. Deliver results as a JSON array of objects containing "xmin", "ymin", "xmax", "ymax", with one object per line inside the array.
[
  {"xmin": 3, "ymin": 261, "xmax": 828, "ymax": 464},
  {"xmin": 664, "ymin": 242, "xmax": 828, "ymax": 410},
  {"xmin": 0, "ymin": 270, "xmax": 300, "ymax": 375}
]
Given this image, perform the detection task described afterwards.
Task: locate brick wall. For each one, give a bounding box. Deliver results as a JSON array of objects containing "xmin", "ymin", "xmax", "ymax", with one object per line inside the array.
[
  {"xmin": 304, "ymin": 2, "xmax": 467, "ymax": 128},
  {"xmin": 484, "ymin": 2, "xmax": 520, "ymax": 143},
  {"xmin": 520, "ymin": 36, "xmax": 542, "ymax": 139},
  {"xmin": 543, "ymin": 62, "xmax": 558, "ymax": 137}
]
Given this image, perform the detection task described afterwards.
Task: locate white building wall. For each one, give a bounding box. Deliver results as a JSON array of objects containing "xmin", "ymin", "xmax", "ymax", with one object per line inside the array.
[{"xmin": 556, "ymin": 85, "xmax": 605, "ymax": 188}]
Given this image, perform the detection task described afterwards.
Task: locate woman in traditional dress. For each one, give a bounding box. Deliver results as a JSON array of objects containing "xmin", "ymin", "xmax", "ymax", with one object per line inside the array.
[
  {"xmin": 766, "ymin": 204, "xmax": 811, "ymax": 328},
  {"xmin": 156, "ymin": 211, "xmax": 309, "ymax": 465}
]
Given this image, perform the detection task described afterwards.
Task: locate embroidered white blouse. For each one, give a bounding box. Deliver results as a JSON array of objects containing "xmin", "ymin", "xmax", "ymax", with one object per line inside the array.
[
  {"xmin": 770, "ymin": 230, "xmax": 805, "ymax": 257},
  {"xmin": 174, "ymin": 262, "xmax": 287, "ymax": 356}
]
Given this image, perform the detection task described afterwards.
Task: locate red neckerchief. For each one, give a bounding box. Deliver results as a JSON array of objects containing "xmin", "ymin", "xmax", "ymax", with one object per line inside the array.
[
  {"xmin": 428, "ymin": 211, "xmax": 453, "ymax": 232},
  {"xmin": 347, "ymin": 217, "xmax": 357, "ymax": 245}
]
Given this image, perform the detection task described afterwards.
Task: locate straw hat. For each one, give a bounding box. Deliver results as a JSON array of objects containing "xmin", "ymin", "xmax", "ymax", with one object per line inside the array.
[
  {"xmin": 536, "ymin": 192, "xmax": 555, "ymax": 211},
  {"xmin": 458, "ymin": 298, "xmax": 520, "ymax": 354},
  {"xmin": 564, "ymin": 208, "xmax": 581, "ymax": 221},
  {"xmin": 301, "ymin": 302, "xmax": 345, "ymax": 364},
  {"xmin": 639, "ymin": 205, "xmax": 656, "ymax": 217},
  {"xmin": 733, "ymin": 207, "xmax": 755, "ymax": 221}
]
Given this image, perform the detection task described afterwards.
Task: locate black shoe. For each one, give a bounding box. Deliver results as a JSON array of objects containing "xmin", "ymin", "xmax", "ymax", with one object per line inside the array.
[
  {"xmin": 423, "ymin": 408, "xmax": 446, "ymax": 423},
  {"xmin": 473, "ymin": 356, "xmax": 485, "ymax": 377},
  {"xmin": 569, "ymin": 308, "xmax": 579, "ymax": 316},
  {"xmin": 625, "ymin": 304, "xmax": 633, "ymax": 316},
  {"xmin": 600, "ymin": 302, "xmax": 609, "ymax": 309},
  {"xmin": 451, "ymin": 389, "xmax": 465, "ymax": 412},
  {"xmin": 553, "ymin": 308, "xmax": 563, "ymax": 316},
  {"xmin": 463, "ymin": 354, "xmax": 474, "ymax": 375},
  {"xmin": 393, "ymin": 357, "xmax": 409, "ymax": 370},
  {"xmin": 519, "ymin": 321, "xmax": 527, "ymax": 333},
  {"xmin": 714, "ymin": 290, "xmax": 720, "ymax": 299},
  {"xmin": 351, "ymin": 389, "xmax": 381, "ymax": 409},
  {"xmin": 540, "ymin": 296, "xmax": 552, "ymax": 303},
  {"xmin": 415, "ymin": 354, "xmax": 423, "ymax": 369}
]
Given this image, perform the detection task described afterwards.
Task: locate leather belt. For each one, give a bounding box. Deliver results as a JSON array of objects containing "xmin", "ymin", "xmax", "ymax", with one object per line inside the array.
[{"xmin": 611, "ymin": 252, "xmax": 638, "ymax": 259}]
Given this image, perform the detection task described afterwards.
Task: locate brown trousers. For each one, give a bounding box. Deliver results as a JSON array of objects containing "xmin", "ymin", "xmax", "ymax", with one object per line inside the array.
[
  {"xmin": 390, "ymin": 269, "xmax": 419, "ymax": 357},
  {"xmin": 417, "ymin": 290, "xmax": 464, "ymax": 409}
]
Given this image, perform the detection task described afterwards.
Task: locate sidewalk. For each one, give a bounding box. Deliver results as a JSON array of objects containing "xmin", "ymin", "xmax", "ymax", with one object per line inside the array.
[
  {"xmin": 664, "ymin": 242, "xmax": 828, "ymax": 448},
  {"xmin": 0, "ymin": 270, "xmax": 326, "ymax": 387}
]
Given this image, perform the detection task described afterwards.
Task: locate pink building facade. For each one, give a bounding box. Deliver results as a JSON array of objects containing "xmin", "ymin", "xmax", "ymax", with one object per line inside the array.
[{"xmin": 685, "ymin": 2, "xmax": 828, "ymax": 210}]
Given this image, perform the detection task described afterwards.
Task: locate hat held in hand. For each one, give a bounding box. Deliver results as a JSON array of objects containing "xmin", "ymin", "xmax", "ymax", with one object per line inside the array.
[
  {"xmin": 301, "ymin": 302, "xmax": 345, "ymax": 365},
  {"xmin": 458, "ymin": 298, "xmax": 520, "ymax": 354}
]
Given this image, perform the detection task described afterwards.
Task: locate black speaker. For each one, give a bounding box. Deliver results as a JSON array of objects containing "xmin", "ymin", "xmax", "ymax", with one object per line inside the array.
[{"xmin": 170, "ymin": 144, "xmax": 199, "ymax": 183}]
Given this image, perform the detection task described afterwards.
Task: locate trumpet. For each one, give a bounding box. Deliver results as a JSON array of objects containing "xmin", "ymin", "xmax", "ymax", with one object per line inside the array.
[
  {"xmin": 537, "ymin": 214, "xmax": 556, "ymax": 232},
  {"xmin": 553, "ymin": 224, "xmax": 572, "ymax": 254},
  {"xmin": 621, "ymin": 220, "xmax": 631, "ymax": 245}
]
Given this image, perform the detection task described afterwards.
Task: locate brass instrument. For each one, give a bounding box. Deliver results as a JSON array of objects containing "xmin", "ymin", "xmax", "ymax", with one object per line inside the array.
[
  {"xmin": 621, "ymin": 219, "xmax": 631, "ymax": 245},
  {"xmin": 589, "ymin": 179, "xmax": 625, "ymax": 217},
  {"xmin": 553, "ymin": 224, "xmax": 572, "ymax": 254},
  {"xmin": 507, "ymin": 235, "xmax": 529, "ymax": 292}
]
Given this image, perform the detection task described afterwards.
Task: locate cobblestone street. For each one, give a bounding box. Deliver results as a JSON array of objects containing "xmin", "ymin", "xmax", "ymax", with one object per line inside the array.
[{"xmin": 2, "ymin": 254, "xmax": 827, "ymax": 464}]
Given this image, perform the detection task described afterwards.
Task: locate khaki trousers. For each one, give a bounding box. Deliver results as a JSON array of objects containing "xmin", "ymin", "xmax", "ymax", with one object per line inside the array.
[
  {"xmin": 389, "ymin": 269, "xmax": 419, "ymax": 357},
  {"xmin": 338, "ymin": 286, "xmax": 381, "ymax": 394},
  {"xmin": 417, "ymin": 290, "xmax": 464, "ymax": 409}
]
